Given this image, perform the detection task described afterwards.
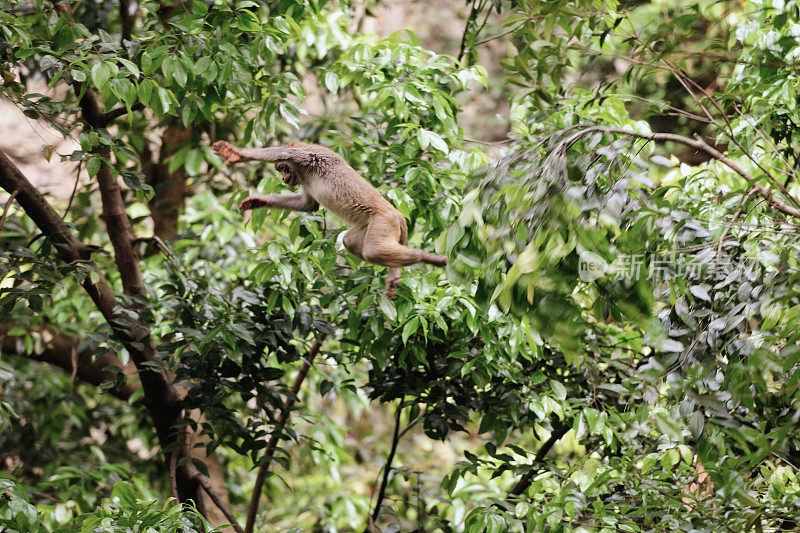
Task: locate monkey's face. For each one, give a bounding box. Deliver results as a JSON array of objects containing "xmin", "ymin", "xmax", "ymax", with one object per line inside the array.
[{"xmin": 276, "ymin": 162, "xmax": 298, "ymax": 187}]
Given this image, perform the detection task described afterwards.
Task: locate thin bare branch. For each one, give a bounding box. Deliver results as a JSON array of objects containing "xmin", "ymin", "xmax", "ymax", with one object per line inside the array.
[
  {"xmin": 185, "ymin": 459, "xmax": 244, "ymax": 533},
  {"xmin": 133, "ymin": 235, "xmax": 176, "ymax": 259},
  {"xmin": 366, "ymin": 405, "xmax": 403, "ymax": 531},
  {"xmin": 716, "ymin": 188, "xmax": 759, "ymax": 256},
  {"xmin": 244, "ymin": 334, "xmax": 327, "ymax": 533},
  {"xmin": 0, "ymin": 189, "xmax": 19, "ymax": 230}
]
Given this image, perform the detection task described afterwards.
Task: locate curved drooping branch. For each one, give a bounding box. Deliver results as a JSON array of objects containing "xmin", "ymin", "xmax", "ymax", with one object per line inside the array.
[
  {"xmin": 244, "ymin": 335, "xmax": 326, "ymax": 533},
  {"xmin": 566, "ymin": 127, "xmax": 800, "ymax": 219}
]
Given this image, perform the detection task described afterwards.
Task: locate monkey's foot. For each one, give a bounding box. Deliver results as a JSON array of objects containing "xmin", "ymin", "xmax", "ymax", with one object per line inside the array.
[
  {"xmin": 386, "ymin": 285, "xmax": 398, "ymax": 300},
  {"xmin": 385, "ymin": 271, "xmax": 401, "ymax": 300},
  {"xmin": 212, "ymin": 141, "xmax": 242, "ymax": 164},
  {"xmin": 239, "ymin": 195, "xmax": 270, "ymax": 211}
]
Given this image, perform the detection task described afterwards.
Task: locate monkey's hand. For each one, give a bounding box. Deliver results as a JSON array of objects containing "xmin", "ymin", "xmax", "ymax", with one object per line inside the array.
[
  {"xmin": 212, "ymin": 141, "xmax": 242, "ymax": 164},
  {"xmin": 239, "ymin": 195, "xmax": 271, "ymax": 211}
]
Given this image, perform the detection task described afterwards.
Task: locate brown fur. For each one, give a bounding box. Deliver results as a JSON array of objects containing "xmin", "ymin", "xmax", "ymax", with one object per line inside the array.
[{"xmin": 212, "ymin": 140, "xmax": 447, "ymax": 298}]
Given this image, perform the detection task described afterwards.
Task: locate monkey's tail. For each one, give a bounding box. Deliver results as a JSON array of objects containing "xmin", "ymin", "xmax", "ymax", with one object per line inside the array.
[{"xmin": 422, "ymin": 252, "xmax": 447, "ymax": 267}]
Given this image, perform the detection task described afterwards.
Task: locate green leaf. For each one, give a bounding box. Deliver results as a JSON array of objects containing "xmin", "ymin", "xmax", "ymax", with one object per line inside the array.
[
  {"xmin": 86, "ymin": 157, "xmax": 101, "ymax": 176},
  {"xmin": 549, "ymin": 380, "xmax": 567, "ymax": 401},
  {"xmin": 118, "ymin": 58, "xmax": 140, "ymax": 78},
  {"xmin": 194, "ymin": 56, "xmax": 213, "ymax": 76},
  {"xmin": 141, "ymin": 51, "xmax": 155, "ymax": 75},
  {"xmin": 91, "ymin": 62, "xmax": 111, "ymax": 90},
  {"xmin": 324, "ymin": 72, "xmax": 339, "ymax": 93},
  {"xmin": 71, "ymin": 69, "xmax": 86, "ymax": 82},
  {"xmin": 236, "ymin": 11, "xmax": 261, "ymax": 31},
  {"xmin": 157, "ymin": 87, "xmax": 174, "ymax": 115},
  {"xmin": 185, "ymin": 148, "xmax": 203, "ymax": 175},
  {"xmin": 402, "ymin": 316, "xmax": 420, "ymax": 344},
  {"xmin": 173, "ymin": 62, "xmax": 188, "ymax": 87},
  {"xmin": 110, "ymin": 78, "xmax": 137, "ymax": 106},
  {"xmin": 379, "ymin": 293, "xmax": 397, "ymax": 321},
  {"xmin": 689, "ymin": 411, "xmax": 705, "ymax": 438},
  {"xmin": 111, "ymin": 481, "xmax": 137, "ymax": 510}
]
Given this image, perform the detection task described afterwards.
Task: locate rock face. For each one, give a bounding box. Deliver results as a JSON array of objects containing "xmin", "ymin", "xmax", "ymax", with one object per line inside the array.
[{"xmin": 0, "ymin": 97, "xmax": 83, "ymax": 199}]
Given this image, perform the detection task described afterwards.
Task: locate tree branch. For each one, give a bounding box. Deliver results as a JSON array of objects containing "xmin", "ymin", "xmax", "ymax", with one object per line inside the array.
[
  {"xmin": 93, "ymin": 146, "xmax": 148, "ymax": 297},
  {"xmin": 0, "ymin": 327, "xmax": 139, "ymax": 401},
  {"xmin": 509, "ymin": 421, "xmax": 569, "ymax": 496},
  {"xmin": 71, "ymin": 85, "xmax": 232, "ymax": 520},
  {"xmin": 0, "ymin": 148, "xmax": 180, "ymax": 401},
  {"xmin": 244, "ymin": 335, "xmax": 327, "ymax": 533},
  {"xmin": 365, "ymin": 404, "xmax": 403, "ymax": 531},
  {"xmin": 74, "ymin": 83, "xmax": 142, "ymax": 128},
  {"xmin": 120, "ymin": 0, "xmax": 134, "ymax": 43},
  {"xmin": 0, "ymin": 148, "xmax": 188, "ymax": 486},
  {"xmin": 185, "ymin": 459, "xmax": 244, "ymax": 533},
  {"xmin": 458, "ymin": 0, "xmax": 483, "ymax": 62},
  {"xmin": 0, "ymin": 152, "xmax": 234, "ymax": 528}
]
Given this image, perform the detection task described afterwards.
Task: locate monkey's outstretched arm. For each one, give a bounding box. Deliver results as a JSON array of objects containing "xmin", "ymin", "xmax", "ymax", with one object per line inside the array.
[
  {"xmin": 240, "ymin": 192, "xmax": 319, "ymax": 212},
  {"xmin": 239, "ymin": 147, "xmax": 316, "ymax": 165},
  {"xmin": 213, "ymin": 141, "xmax": 316, "ymax": 166}
]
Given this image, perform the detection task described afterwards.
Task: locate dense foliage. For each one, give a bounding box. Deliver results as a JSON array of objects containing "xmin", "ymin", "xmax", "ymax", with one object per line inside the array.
[{"xmin": 3, "ymin": 0, "xmax": 800, "ymax": 531}]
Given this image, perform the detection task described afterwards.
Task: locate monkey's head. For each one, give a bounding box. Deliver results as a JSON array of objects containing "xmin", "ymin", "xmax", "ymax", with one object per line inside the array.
[{"xmin": 275, "ymin": 162, "xmax": 298, "ymax": 187}]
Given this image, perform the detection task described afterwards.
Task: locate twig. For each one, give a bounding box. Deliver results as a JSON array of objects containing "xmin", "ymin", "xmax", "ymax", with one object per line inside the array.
[
  {"xmin": 0, "ymin": 189, "xmax": 19, "ymax": 230},
  {"xmin": 132, "ymin": 235, "xmax": 175, "ymax": 259},
  {"xmin": 631, "ymin": 33, "xmax": 800, "ymax": 200},
  {"xmin": 716, "ymin": 188, "xmax": 758, "ymax": 257},
  {"xmin": 367, "ymin": 405, "xmax": 403, "ymax": 530},
  {"xmin": 473, "ymin": 25, "xmax": 519, "ymax": 46},
  {"xmin": 620, "ymin": 93, "xmax": 713, "ymax": 124},
  {"xmin": 69, "ymin": 345, "xmax": 78, "ymax": 390},
  {"xmin": 62, "ymin": 163, "xmax": 81, "ymax": 220},
  {"xmin": 457, "ymin": 0, "xmax": 486, "ymax": 62},
  {"xmin": 185, "ymin": 458, "xmax": 244, "ymax": 533},
  {"xmin": 464, "ymin": 137, "xmax": 512, "ymax": 145},
  {"xmin": 244, "ymin": 334, "xmax": 327, "ymax": 533}
]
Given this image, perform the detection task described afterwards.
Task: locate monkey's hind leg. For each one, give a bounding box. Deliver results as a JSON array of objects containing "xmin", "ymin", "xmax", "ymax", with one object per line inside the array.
[
  {"xmin": 342, "ymin": 226, "xmax": 367, "ymax": 259},
  {"xmin": 361, "ymin": 215, "xmax": 447, "ymax": 268},
  {"xmin": 344, "ymin": 225, "xmax": 402, "ymax": 298}
]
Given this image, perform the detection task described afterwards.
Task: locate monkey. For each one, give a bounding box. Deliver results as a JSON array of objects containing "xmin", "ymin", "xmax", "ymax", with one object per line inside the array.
[{"xmin": 212, "ymin": 140, "xmax": 447, "ymax": 299}]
